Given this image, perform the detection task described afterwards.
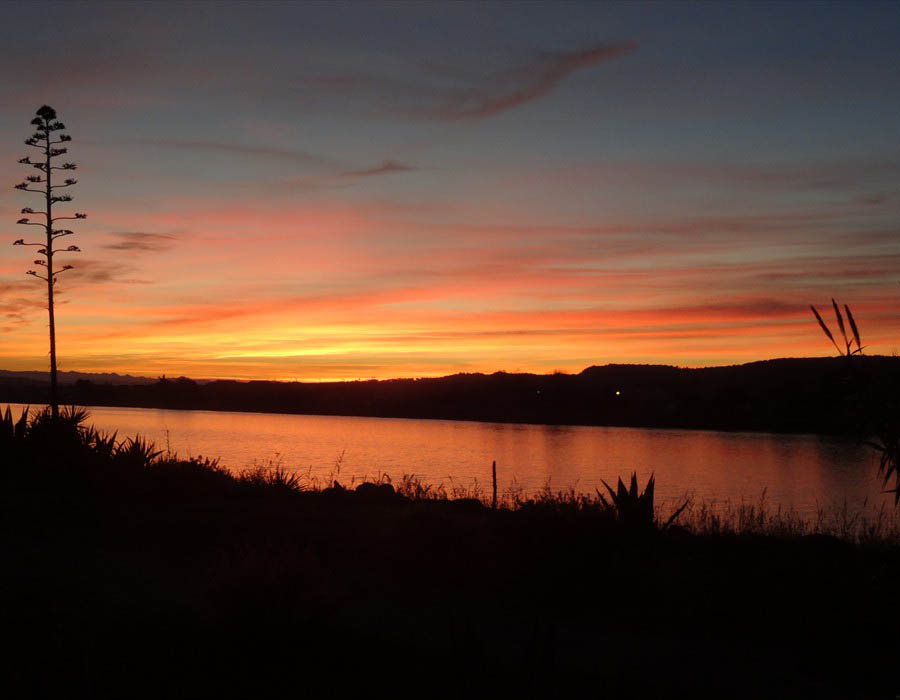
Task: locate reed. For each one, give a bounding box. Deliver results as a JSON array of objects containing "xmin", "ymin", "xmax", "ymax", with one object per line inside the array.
[
  {"xmin": 810, "ymin": 298, "xmax": 863, "ymax": 356},
  {"xmin": 810, "ymin": 299, "xmax": 898, "ymax": 504}
]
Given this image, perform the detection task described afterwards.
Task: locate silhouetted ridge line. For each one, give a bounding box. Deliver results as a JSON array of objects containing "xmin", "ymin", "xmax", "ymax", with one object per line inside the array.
[
  {"xmin": 0, "ymin": 369, "xmax": 155, "ymax": 385},
  {"xmin": 2, "ymin": 356, "xmax": 898, "ymax": 435}
]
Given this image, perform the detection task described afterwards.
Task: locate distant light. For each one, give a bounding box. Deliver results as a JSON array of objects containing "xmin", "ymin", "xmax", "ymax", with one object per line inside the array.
[{"xmin": 615, "ymin": 390, "xmax": 621, "ymax": 396}]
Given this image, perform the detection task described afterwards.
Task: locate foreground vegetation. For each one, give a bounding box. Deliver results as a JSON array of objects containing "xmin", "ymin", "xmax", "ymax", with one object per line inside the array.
[{"xmin": 3, "ymin": 407, "xmax": 898, "ymax": 698}]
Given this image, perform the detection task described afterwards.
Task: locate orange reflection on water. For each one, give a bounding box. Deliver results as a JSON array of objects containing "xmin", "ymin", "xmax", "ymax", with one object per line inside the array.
[{"xmin": 12, "ymin": 403, "xmax": 890, "ymax": 518}]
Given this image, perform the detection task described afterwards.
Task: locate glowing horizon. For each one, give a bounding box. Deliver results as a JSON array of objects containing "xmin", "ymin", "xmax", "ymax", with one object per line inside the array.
[{"xmin": 2, "ymin": 3, "xmax": 899, "ymax": 381}]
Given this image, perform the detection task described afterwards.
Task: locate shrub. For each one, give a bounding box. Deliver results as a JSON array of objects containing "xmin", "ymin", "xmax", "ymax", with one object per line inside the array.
[{"xmin": 597, "ymin": 472, "xmax": 689, "ymax": 531}]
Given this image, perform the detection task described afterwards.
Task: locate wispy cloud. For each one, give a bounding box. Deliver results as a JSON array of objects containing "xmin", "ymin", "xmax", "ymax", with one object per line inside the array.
[
  {"xmin": 60, "ymin": 260, "xmax": 149, "ymax": 287},
  {"xmin": 300, "ymin": 42, "xmax": 637, "ymax": 121},
  {"xmin": 119, "ymin": 139, "xmax": 335, "ymax": 168},
  {"xmin": 430, "ymin": 43, "xmax": 638, "ymax": 121},
  {"xmin": 0, "ymin": 280, "xmax": 43, "ymax": 323},
  {"xmin": 340, "ymin": 160, "xmax": 418, "ymax": 178},
  {"xmin": 102, "ymin": 232, "xmax": 177, "ymax": 252}
]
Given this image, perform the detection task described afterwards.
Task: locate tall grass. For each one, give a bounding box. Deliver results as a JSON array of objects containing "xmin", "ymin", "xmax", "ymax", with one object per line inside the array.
[
  {"xmin": 373, "ymin": 472, "xmax": 900, "ymax": 543},
  {"xmin": 672, "ymin": 490, "xmax": 899, "ymax": 543},
  {"xmin": 237, "ymin": 462, "xmax": 307, "ymax": 493}
]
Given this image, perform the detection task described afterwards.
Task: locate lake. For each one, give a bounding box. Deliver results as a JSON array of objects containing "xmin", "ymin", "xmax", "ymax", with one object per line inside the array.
[{"xmin": 8, "ymin": 403, "xmax": 891, "ymax": 517}]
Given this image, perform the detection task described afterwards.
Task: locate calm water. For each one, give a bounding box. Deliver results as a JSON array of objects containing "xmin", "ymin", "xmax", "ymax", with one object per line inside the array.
[{"xmin": 10, "ymin": 403, "xmax": 890, "ymax": 516}]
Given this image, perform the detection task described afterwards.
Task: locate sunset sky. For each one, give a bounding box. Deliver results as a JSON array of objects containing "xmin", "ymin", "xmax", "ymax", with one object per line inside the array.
[{"xmin": 1, "ymin": 1, "xmax": 899, "ymax": 381}]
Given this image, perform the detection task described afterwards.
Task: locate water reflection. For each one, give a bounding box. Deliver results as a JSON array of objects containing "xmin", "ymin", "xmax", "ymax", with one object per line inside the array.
[{"xmin": 8, "ymin": 403, "xmax": 889, "ymax": 516}]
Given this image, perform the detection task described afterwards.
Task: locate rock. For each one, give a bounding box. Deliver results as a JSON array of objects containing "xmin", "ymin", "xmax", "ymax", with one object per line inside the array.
[
  {"xmin": 322, "ymin": 481, "xmax": 348, "ymax": 497},
  {"xmin": 801, "ymin": 533, "xmax": 844, "ymax": 549},
  {"xmin": 355, "ymin": 482, "xmax": 399, "ymax": 501},
  {"xmin": 448, "ymin": 498, "xmax": 484, "ymax": 512}
]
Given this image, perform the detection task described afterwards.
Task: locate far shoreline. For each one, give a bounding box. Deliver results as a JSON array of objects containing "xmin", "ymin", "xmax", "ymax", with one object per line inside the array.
[
  {"xmin": 2, "ymin": 355, "xmax": 898, "ymax": 437},
  {"xmin": 0, "ymin": 397, "xmax": 856, "ymax": 441}
]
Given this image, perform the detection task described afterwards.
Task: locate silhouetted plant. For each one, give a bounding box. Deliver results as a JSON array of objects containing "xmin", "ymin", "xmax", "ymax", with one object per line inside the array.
[
  {"xmin": 0, "ymin": 405, "xmax": 30, "ymax": 461},
  {"xmin": 596, "ymin": 472, "xmax": 688, "ymax": 531},
  {"xmin": 114, "ymin": 435, "xmax": 163, "ymax": 470},
  {"xmin": 810, "ymin": 300, "xmax": 898, "ymax": 504},
  {"xmin": 810, "ymin": 299, "xmax": 863, "ymax": 356},
  {"xmin": 237, "ymin": 463, "xmax": 305, "ymax": 494},
  {"xmin": 13, "ymin": 106, "xmax": 87, "ymax": 418},
  {"xmin": 1, "ymin": 405, "xmax": 29, "ymax": 442},
  {"xmin": 26, "ymin": 403, "xmax": 88, "ymax": 433},
  {"xmin": 867, "ymin": 418, "xmax": 900, "ymax": 505},
  {"xmin": 25, "ymin": 404, "xmax": 89, "ymax": 460},
  {"xmin": 82, "ymin": 426, "xmax": 119, "ymax": 461}
]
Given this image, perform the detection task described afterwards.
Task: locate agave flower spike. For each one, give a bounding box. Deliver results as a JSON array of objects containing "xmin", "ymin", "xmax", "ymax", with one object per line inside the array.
[{"xmin": 11, "ymin": 106, "xmax": 87, "ymax": 418}]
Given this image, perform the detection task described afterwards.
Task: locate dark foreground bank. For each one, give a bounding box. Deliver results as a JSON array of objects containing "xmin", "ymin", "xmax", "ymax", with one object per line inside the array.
[
  {"xmin": 3, "ymin": 356, "xmax": 900, "ymax": 434},
  {"xmin": 3, "ymin": 409, "xmax": 899, "ymax": 699}
]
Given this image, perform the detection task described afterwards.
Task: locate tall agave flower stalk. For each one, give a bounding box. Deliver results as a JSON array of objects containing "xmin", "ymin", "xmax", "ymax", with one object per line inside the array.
[{"xmin": 12, "ymin": 106, "xmax": 87, "ymax": 419}]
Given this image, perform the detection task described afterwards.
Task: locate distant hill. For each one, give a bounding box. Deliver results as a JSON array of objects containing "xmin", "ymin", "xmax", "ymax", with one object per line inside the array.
[
  {"xmin": 1, "ymin": 357, "xmax": 898, "ymax": 435},
  {"xmin": 0, "ymin": 369, "xmax": 156, "ymax": 386}
]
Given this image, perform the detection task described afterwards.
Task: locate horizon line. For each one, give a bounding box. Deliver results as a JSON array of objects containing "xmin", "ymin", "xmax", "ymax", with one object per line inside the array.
[{"xmin": 0, "ymin": 354, "xmax": 879, "ymax": 385}]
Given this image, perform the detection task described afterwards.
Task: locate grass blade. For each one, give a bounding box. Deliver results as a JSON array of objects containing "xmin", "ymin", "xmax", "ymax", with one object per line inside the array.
[{"xmin": 663, "ymin": 498, "xmax": 691, "ymax": 530}]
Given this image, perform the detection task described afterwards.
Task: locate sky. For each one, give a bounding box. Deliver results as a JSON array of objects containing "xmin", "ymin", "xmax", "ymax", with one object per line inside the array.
[{"xmin": 1, "ymin": 1, "xmax": 899, "ymax": 381}]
